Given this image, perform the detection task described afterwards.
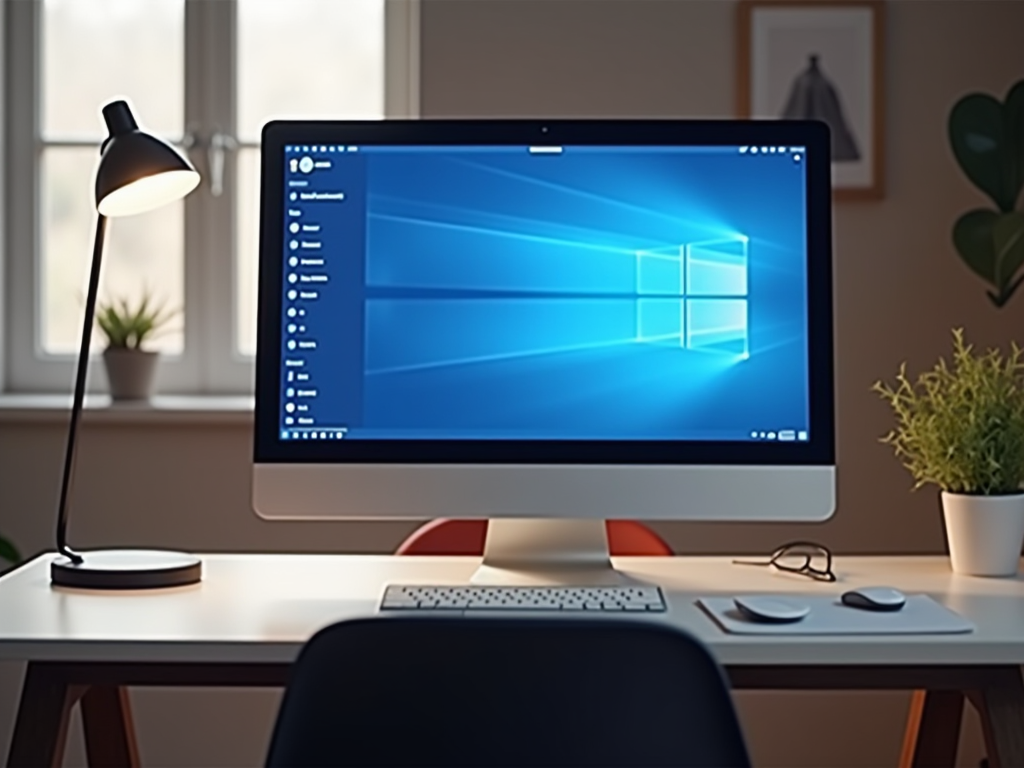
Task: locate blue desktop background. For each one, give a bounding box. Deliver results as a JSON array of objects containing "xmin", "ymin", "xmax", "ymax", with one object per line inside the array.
[{"xmin": 339, "ymin": 147, "xmax": 810, "ymax": 440}]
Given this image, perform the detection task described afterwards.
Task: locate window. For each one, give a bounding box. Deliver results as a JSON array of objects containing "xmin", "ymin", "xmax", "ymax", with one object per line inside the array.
[
  {"xmin": 635, "ymin": 236, "xmax": 749, "ymax": 355},
  {"xmin": 3, "ymin": 0, "xmax": 419, "ymax": 393}
]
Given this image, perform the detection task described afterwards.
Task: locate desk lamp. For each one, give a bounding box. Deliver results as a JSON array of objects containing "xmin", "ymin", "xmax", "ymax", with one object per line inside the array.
[{"xmin": 50, "ymin": 100, "xmax": 202, "ymax": 589}]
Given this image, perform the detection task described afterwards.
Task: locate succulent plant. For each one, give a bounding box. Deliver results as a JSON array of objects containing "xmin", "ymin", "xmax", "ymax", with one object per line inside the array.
[{"xmin": 96, "ymin": 292, "xmax": 178, "ymax": 350}]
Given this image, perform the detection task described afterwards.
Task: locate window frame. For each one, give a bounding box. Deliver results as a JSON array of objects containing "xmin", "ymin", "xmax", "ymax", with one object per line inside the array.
[{"xmin": 2, "ymin": 0, "xmax": 419, "ymax": 394}]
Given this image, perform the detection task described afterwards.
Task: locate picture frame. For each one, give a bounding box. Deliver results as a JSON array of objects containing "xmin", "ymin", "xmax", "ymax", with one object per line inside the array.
[{"xmin": 737, "ymin": 0, "xmax": 885, "ymax": 200}]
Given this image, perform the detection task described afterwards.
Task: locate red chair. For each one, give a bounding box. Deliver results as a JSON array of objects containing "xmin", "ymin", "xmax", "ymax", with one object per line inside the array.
[{"xmin": 396, "ymin": 519, "xmax": 672, "ymax": 556}]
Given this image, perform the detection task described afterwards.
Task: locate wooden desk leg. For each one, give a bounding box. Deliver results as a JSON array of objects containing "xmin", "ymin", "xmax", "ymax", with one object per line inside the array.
[
  {"xmin": 968, "ymin": 670, "xmax": 1024, "ymax": 768},
  {"xmin": 8, "ymin": 663, "xmax": 86, "ymax": 768},
  {"xmin": 899, "ymin": 690, "xmax": 965, "ymax": 768},
  {"xmin": 80, "ymin": 686, "xmax": 140, "ymax": 768}
]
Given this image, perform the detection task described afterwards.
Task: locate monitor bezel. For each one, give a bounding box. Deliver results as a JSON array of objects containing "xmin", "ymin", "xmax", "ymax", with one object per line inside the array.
[{"xmin": 255, "ymin": 119, "xmax": 834, "ymax": 466}]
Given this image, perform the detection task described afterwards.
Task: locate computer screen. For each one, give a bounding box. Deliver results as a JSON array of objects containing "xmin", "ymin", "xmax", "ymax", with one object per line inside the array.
[
  {"xmin": 278, "ymin": 143, "xmax": 807, "ymax": 444},
  {"xmin": 253, "ymin": 120, "xmax": 834, "ymax": 523}
]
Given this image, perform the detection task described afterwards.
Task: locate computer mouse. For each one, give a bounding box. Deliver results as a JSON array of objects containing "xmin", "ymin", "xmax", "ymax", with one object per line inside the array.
[
  {"xmin": 733, "ymin": 595, "xmax": 811, "ymax": 623},
  {"xmin": 841, "ymin": 586, "xmax": 906, "ymax": 612}
]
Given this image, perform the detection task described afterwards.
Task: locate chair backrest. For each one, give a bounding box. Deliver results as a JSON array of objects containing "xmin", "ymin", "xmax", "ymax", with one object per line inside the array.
[
  {"xmin": 396, "ymin": 519, "xmax": 673, "ymax": 556},
  {"xmin": 266, "ymin": 617, "xmax": 750, "ymax": 768}
]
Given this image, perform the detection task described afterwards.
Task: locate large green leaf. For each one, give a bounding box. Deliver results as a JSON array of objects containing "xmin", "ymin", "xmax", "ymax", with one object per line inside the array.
[
  {"xmin": 0, "ymin": 534, "xmax": 21, "ymax": 565},
  {"xmin": 994, "ymin": 211, "xmax": 1024, "ymax": 292},
  {"xmin": 1006, "ymin": 80, "xmax": 1024, "ymax": 210},
  {"xmin": 953, "ymin": 208, "xmax": 1000, "ymax": 284},
  {"xmin": 949, "ymin": 93, "xmax": 1019, "ymax": 212}
]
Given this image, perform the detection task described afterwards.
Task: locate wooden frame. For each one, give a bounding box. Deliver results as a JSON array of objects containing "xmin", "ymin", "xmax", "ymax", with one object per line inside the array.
[{"xmin": 736, "ymin": 0, "xmax": 885, "ymax": 201}]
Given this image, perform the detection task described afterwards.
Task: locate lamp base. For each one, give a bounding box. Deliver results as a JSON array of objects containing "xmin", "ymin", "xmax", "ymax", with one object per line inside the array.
[{"xmin": 51, "ymin": 549, "xmax": 202, "ymax": 589}]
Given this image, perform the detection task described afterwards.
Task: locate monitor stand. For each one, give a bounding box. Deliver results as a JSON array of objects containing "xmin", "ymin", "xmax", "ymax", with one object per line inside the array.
[{"xmin": 470, "ymin": 519, "xmax": 638, "ymax": 586}]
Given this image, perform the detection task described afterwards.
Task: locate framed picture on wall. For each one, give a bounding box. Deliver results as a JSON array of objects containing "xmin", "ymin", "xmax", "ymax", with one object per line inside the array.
[{"xmin": 737, "ymin": 0, "xmax": 885, "ymax": 200}]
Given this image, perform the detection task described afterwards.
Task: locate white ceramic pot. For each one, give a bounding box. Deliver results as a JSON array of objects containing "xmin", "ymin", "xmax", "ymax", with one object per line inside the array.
[
  {"xmin": 941, "ymin": 491, "xmax": 1024, "ymax": 577},
  {"xmin": 102, "ymin": 348, "xmax": 159, "ymax": 401}
]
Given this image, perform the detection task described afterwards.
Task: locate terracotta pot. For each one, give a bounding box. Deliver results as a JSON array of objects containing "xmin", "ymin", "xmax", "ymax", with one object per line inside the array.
[
  {"xmin": 102, "ymin": 348, "xmax": 159, "ymax": 401},
  {"xmin": 941, "ymin": 491, "xmax": 1024, "ymax": 577}
]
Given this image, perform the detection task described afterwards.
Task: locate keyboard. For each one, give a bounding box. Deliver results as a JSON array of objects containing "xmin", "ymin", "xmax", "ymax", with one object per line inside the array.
[{"xmin": 380, "ymin": 584, "xmax": 667, "ymax": 613}]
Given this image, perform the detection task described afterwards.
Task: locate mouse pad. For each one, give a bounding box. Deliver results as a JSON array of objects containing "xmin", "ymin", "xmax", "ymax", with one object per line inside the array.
[{"xmin": 698, "ymin": 595, "xmax": 974, "ymax": 635}]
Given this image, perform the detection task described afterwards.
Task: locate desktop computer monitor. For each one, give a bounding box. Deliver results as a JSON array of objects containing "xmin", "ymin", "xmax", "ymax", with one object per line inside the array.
[{"xmin": 253, "ymin": 120, "xmax": 835, "ymax": 583}]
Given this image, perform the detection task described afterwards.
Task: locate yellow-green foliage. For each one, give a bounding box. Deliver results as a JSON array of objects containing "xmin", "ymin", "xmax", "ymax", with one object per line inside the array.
[
  {"xmin": 874, "ymin": 329, "xmax": 1024, "ymax": 495},
  {"xmin": 96, "ymin": 293, "xmax": 177, "ymax": 350}
]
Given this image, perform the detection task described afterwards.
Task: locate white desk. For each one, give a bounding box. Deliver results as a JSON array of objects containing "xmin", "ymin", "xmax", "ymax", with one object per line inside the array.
[{"xmin": 3, "ymin": 553, "xmax": 1024, "ymax": 767}]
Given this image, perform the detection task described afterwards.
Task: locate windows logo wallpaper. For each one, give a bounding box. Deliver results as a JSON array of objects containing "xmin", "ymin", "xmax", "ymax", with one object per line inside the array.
[{"xmin": 360, "ymin": 149, "xmax": 809, "ymax": 440}]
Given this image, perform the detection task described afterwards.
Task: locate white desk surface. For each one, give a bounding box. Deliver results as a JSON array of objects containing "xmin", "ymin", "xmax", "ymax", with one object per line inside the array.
[{"xmin": 2, "ymin": 553, "xmax": 1023, "ymax": 667}]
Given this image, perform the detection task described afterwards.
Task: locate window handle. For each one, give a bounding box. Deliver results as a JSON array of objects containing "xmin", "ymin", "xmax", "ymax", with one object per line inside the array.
[
  {"xmin": 180, "ymin": 128, "xmax": 199, "ymax": 152},
  {"xmin": 208, "ymin": 131, "xmax": 239, "ymax": 197}
]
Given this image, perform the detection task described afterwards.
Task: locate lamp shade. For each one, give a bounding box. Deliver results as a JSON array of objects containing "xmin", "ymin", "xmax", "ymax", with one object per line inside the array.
[{"xmin": 95, "ymin": 100, "xmax": 200, "ymax": 217}]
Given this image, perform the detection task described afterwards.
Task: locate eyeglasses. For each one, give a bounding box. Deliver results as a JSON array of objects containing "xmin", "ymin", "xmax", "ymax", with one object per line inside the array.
[{"xmin": 732, "ymin": 541, "xmax": 836, "ymax": 582}]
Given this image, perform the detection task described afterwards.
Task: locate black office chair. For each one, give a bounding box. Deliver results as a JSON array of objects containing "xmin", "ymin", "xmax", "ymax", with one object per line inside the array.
[{"xmin": 266, "ymin": 616, "xmax": 750, "ymax": 768}]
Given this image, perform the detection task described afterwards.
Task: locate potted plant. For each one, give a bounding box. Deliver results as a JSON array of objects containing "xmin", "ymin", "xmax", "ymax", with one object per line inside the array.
[
  {"xmin": 874, "ymin": 329, "xmax": 1024, "ymax": 576},
  {"xmin": 96, "ymin": 294, "xmax": 177, "ymax": 401}
]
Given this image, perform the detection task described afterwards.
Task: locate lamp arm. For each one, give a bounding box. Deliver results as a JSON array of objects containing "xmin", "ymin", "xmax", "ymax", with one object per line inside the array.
[{"xmin": 55, "ymin": 213, "xmax": 108, "ymax": 564}]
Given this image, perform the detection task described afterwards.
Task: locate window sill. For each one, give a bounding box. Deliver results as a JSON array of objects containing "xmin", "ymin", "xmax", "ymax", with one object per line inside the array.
[{"xmin": 0, "ymin": 394, "xmax": 255, "ymax": 426}]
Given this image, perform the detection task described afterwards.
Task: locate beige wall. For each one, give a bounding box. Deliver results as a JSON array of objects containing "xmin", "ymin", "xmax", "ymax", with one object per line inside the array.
[{"xmin": 3, "ymin": 0, "xmax": 1024, "ymax": 764}]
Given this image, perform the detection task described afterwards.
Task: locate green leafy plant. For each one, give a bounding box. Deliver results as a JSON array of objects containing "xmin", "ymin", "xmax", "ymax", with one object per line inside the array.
[
  {"xmin": 949, "ymin": 79, "xmax": 1024, "ymax": 307},
  {"xmin": 96, "ymin": 293, "xmax": 178, "ymax": 350},
  {"xmin": 874, "ymin": 329, "xmax": 1024, "ymax": 495},
  {"xmin": 0, "ymin": 534, "xmax": 21, "ymax": 566}
]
